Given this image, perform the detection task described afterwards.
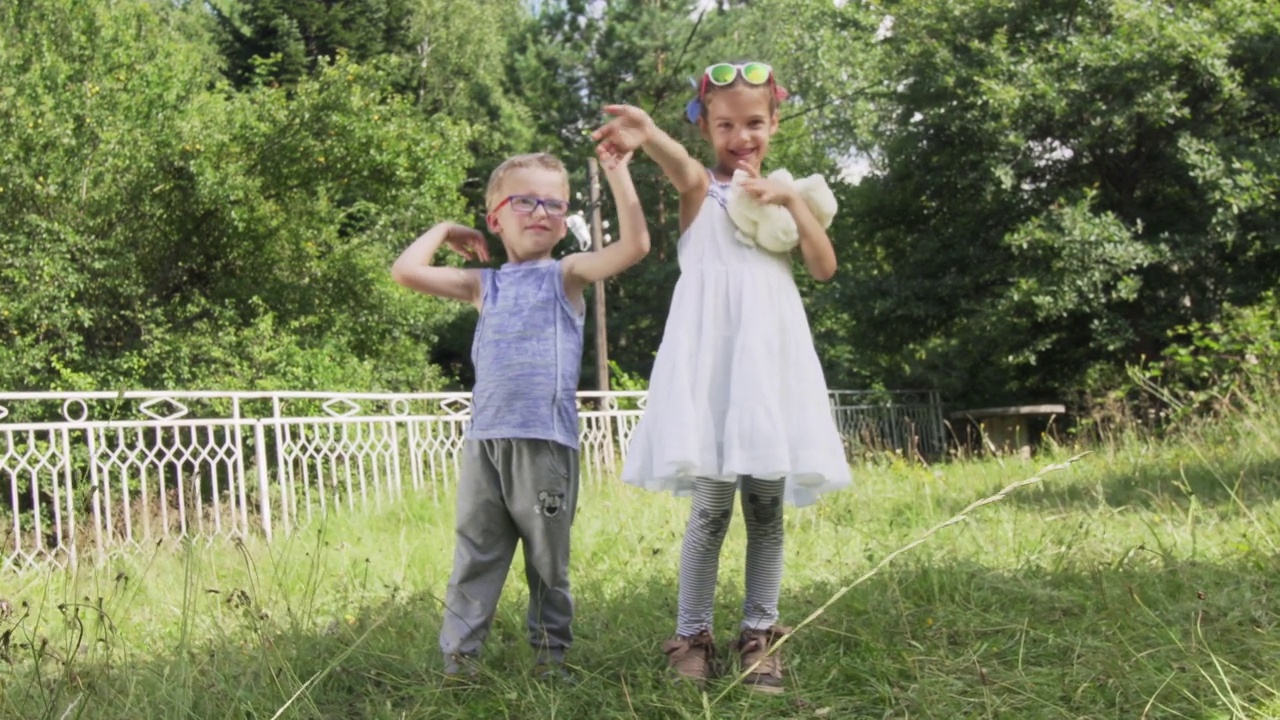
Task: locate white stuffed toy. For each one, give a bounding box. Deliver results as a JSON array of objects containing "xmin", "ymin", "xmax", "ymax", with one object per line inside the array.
[{"xmin": 725, "ymin": 169, "xmax": 838, "ymax": 254}]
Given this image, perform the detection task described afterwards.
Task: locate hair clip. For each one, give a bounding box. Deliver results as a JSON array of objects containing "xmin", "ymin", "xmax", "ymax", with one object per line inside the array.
[{"xmin": 685, "ymin": 97, "xmax": 703, "ymax": 124}]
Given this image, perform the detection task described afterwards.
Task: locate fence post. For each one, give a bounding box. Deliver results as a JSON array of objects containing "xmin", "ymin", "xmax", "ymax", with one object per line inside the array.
[
  {"xmin": 59, "ymin": 427, "xmax": 78, "ymax": 569},
  {"xmin": 272, "ymin": 395, "xmax": 290, "ymax": 533},
  {"xmin": 254, "ymin": 420, "xmax": 272, "ymax": 542},
  {"xmin": 932, "ymin": 390, "xmax": 946, "ymax": 458},
  {"xmin": 86, "ymin": 428, "xmax": 105, "ymax": 564},
  {"xmin": 233, "ymin": 398, "xmax": 250, "ymax": 536}
]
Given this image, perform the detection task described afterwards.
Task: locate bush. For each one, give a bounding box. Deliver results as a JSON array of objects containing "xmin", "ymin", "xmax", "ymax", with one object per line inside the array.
[{"xmin": 0, "ymin": 0, "xmax": 473, "ymax": 393}]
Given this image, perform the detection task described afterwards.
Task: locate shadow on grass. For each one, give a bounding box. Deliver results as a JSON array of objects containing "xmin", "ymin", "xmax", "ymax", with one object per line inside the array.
[
  {"xmin": 0, "ymin": 566, "xmax": 734, "ymax": 720},
  {"xmin": 785, "ymin": 555, "xmax": 1280, "ymax": 719},
  {"xmin": 5, "ymin": 550, "xmax": 1279, "ymax": 719},
  {"xmin": 995, "ymin": 452, "xmax": 1280, "ymax": 514}
]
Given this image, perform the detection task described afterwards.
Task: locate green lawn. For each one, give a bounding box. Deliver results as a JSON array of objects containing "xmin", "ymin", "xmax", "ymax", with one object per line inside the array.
[{"xmin": 3, "ymin": 408, "xmax": 1279, "ymax": 719}]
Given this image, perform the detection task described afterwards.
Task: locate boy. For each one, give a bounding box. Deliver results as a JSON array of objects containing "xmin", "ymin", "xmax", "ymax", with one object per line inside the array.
[{"xmin": 390, "ymin": 146, "xmax": 648, "ymax": 679}]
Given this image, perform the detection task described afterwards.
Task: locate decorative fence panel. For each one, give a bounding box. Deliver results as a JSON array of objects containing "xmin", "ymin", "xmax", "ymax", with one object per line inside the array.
[
  {"xmin": 829, "ymin": 390, "xmax": 946, "ymax": 460},
  {"xmin": 1, "ymin": 389, "xmax": 941, "ymax": 570}
]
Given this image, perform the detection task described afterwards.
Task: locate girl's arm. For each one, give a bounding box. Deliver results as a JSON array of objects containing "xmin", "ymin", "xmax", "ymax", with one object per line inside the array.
[
  {"xmin": 786, "ymin": 196, "xmax": 838, "ymax": 281},
  {"xmin": 737, "ymin": 165, "xmax": 838, "ymax": 281},
  {"xmin": 390, "ymin": 222, "xmax": 488, "ymax": 308},
  {"xmin": 593, "ymin": 105, "xmax": 708, "ymax": 232},
  {"xmin": 563, "ymin": 145, "xmax": 651, "ymax": 291}
]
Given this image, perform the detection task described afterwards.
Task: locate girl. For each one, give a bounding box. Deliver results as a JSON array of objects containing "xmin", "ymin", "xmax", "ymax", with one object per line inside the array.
[{"xmin": 592, "ymin": 62, "xmax": 851, "ymax": 693}]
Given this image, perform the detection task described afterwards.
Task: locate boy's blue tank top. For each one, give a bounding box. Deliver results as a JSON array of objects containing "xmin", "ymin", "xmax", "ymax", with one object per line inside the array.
[{"xmin": 468, "ymin": 259, "xmax": 585, "ymax": 449}]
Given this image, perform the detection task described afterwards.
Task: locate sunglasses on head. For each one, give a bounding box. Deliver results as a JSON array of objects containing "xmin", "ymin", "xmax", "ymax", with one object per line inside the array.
[
  {"xmin": 492, "ymin": 195, "xmax": 569, "ymax": 218},
  {"xmin": 686, "ymin": 62, "xmax": 787, "ymax": 124},
  {"xmin": 703, "ymin": 62, "xmax": 774, "ymax": 89}
]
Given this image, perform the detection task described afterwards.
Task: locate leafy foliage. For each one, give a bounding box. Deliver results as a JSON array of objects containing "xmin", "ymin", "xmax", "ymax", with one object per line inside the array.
[
  {"xmin": 502, "ymin": 0, "xmax": 822, "ymax": 386},
  {"xmin": 795, "ymin": 0, "xmax": 1280, "ymax": 406},
  {"xmin": 0, "ymin": 0, "xmax": 470, "ymax": 391},
  {"xmin": 1132, "ymin": 292, "xmax": 1280, "ymax": 420},
  {"xmin": 209, "ymin": 0, "xmax": 418, "ymax": 87},
  {"xmin": 1, "ymin": 0, "xmax": 1277, "ymax": 410}
]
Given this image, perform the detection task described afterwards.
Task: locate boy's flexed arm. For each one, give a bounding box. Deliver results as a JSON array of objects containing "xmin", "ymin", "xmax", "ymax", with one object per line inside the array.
[
  {"xmin": 563, "ymin": 144, "xmax": 651, "ymax": 289},
  {"xmin": 593, "ymin": 105, "xmax": 706, "ymax": 199},
  {"xmin": 390, "ymin": 222, "xmax": 489, "ymax": 308}
]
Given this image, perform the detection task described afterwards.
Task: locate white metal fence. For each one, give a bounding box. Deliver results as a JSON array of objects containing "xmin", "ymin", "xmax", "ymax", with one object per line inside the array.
[{"xmin": 0, "ymin": 390, "xmax": 943, "ymax": 570}]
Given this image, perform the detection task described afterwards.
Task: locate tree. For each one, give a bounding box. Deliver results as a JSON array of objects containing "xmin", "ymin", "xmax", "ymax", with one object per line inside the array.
[
  {"xmin": 503, "ymin": 0, "xmax": 843, "ymax": 387},
  {"xmin": 766, "ymin": 0, "xmax": 1280, "ymax": 405},
  {"xmin": 209, "ymin": 0, "xmax": 534, "ymax": 162},
  {"xmin": 0, "ymin": 0, "xmax": 473, "ymax": 392},
  {"xmin": 209, "ymin": 0, "xmax": 418, "ymax": 87}
]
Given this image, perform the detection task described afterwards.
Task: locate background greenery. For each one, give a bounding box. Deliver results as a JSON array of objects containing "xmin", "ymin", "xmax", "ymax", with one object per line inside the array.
[
  {"xmin": 3, "ymin": 4, "xmax": 1279, "ymax": 717},
  {"xmin": 2, "ymin": 0, "xmax": 1277, "ymax": 410}
]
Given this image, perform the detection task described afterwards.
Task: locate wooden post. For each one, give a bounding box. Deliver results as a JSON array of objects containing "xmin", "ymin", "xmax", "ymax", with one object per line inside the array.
[
  {"xmin": 587, "ymin": 158, "xmax": 615, "ymax": 474},
  {"xmin": 588, "ymin": 157, "xmax": 609, "ymax": 392}
]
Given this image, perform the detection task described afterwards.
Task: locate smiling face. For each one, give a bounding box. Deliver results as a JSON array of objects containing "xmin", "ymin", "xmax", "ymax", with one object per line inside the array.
[
  {"xmin": 484, "ymin": 159, "xmax": 570, "ymax": 263},
  {"xmin": 699, "ymin": 83, "xmax": 779, "ymax": 178}
]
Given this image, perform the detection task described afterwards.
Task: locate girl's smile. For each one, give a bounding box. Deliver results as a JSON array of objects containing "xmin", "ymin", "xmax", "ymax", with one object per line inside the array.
[{"xmin": 700, "ymin": 84, "xmax": 778, "ymax": 177}]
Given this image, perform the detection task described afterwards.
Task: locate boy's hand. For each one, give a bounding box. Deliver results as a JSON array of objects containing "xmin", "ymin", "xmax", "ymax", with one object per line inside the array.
[
  {"xmin": 592, "ymin": 105, "xmax": 654, "ymax": 156},
  {"xmin": 392, "ymin": 222, "xmax": 486, "ymax": 306},
  {"xmin": 441, "ymin": 223, "xmax": 490, "ymax": 262},
  {"xmin": 561, "ymin": 133, "xmax": 650, "ymax": 292},
  {"xmin": 736, "ymin": 162, "xmax": 798, "ymax": 207},
  {"xmin": 595, "ymin": 142, "xmax": 633, "ymax": 173}
]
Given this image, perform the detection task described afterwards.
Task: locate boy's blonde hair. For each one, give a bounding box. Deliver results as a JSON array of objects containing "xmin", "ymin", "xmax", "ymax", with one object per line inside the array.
[{"xmin": 484, "ymin": 153, "xmax": 570, "ymax": 211}]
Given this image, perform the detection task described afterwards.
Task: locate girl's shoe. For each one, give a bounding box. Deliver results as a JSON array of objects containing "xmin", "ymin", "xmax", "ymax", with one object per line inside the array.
[
  {"xmin": 734, "ymin": 625, "xmax": 791, "ymax": 694},
  {"xmin": 662, "ymin": 630, "xmax": 716, "ymax": 686}
]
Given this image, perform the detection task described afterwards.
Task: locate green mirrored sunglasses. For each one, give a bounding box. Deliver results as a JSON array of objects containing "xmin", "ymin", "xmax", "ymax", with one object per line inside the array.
[{"xmin": 703, "ymin": 62, "xmax": 773, "ymax": 88}]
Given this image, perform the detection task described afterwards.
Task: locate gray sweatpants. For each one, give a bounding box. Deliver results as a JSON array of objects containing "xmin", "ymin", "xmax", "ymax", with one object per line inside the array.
[{"xmin": 438, "ymin": 438, "xmax": 579, "ymax": 663}]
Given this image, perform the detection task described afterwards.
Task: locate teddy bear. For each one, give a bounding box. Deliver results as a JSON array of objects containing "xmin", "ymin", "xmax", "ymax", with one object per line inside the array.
[{"xmin": 725, "ymin": 169, "xmax": 838, "ymax": 254}]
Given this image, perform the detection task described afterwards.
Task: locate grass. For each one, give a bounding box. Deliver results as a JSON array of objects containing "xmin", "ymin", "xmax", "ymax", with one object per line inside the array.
[{"xmin": 2, "ymin": 403, "xmax": 1280, "ymax": 719}]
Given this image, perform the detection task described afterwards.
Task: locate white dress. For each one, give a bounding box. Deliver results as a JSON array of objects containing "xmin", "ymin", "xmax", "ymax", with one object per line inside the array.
[{"xmin": 621, "ymin": 173, "xmax": 852, "ymax": 506}]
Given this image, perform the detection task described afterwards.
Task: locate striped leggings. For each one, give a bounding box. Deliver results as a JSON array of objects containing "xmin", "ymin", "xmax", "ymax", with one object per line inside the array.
[{"xmin": 676, "ymin": 476, "xmax": 784, "ymax": 637}]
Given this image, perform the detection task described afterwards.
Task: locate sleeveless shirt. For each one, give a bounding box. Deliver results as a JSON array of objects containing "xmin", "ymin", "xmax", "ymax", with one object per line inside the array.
[{"xmin": 468, "ymin": 259, "xmax": 585, "ymax": 449}]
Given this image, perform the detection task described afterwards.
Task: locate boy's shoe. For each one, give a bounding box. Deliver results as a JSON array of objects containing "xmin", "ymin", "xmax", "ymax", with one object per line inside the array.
[
  {"xmin": 662, "ymin": 630, "xmax": 716, "ymax": 686},
  {"xmin": 533, "ymin": 648, "xmax": 579, "ymax": 684},
  {"xmin": 734, "ymin": 625, "xmax": 791, "ymax": 695},
  {"xmin": 443, "ymin": 653, "xmax": 480, "ymax": 683},
  {"xmin": 533, "ymin": 660, "xmax": 579, "ymax": 684}
]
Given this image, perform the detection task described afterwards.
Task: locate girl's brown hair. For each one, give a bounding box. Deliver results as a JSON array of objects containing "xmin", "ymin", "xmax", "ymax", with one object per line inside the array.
[{"xmin": 695, "ymin": 62, "xmax": 787, "ymax": 121}]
